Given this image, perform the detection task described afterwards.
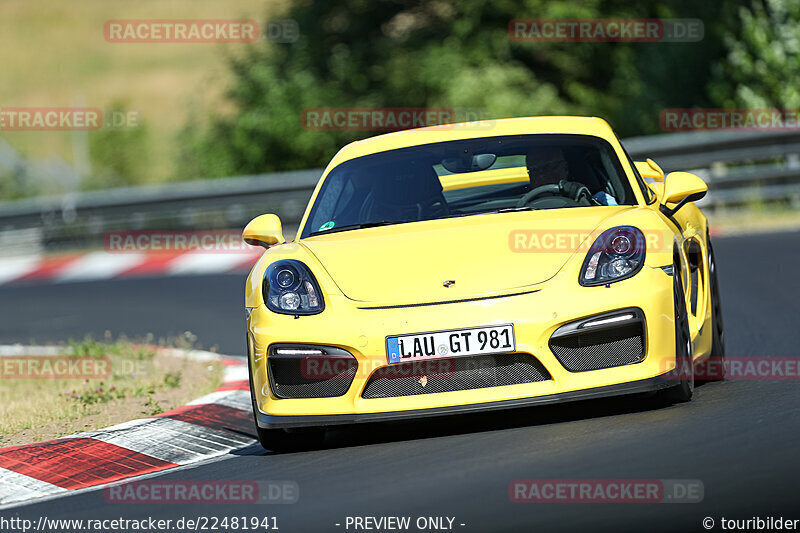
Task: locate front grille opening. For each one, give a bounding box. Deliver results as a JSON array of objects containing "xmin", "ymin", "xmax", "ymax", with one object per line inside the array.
[
  {"xmin": 549, "ymin": 322, "xmax": 645, "ymax": 372},
  {"xmin": 268, "ymin": 346, "xmax": 358, "ymax": 399},
  {"xmin": 361, "ymin": 353, "xmax": 551, "ymax": 399}
]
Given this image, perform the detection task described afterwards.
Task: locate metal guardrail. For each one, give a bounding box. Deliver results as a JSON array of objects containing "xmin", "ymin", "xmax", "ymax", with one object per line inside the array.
[
  {"xmin": 624, "ymin": 130, "xmax": 800, "ymax": 169},
  {"xmin": 0, "ymin": 170, "xmax": 322, "ymax": 250},
  {"xmin": 623, "ymin": 130, "xmax": 800, "ymax": 209},
  {"xmin": 1, "ymin": 130, "xmax": 800, "ymax": 253}
]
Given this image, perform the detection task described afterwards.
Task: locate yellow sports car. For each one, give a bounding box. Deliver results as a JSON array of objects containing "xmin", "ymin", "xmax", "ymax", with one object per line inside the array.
[{"xmin": 243, "ymin": 116, "xmax": 725, "ymax": 450}]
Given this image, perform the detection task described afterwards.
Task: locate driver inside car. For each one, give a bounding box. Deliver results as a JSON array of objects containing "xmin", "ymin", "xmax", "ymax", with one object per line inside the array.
[{"xmin": 525, "ymin": 146, "xmax": 594, "ymax": 205}]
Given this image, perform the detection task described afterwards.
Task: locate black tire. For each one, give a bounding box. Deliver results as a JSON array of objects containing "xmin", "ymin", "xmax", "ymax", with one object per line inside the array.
[
  {"xmin": 247, "ymin": 339, "xmax": 326, "ymax": 452},
  {"xmin": 663, "ymin": 257, "xmax": 694, "ymax": 403},
  {"xmin": 696, "ymin": 237, "xmax": 726, "ymax": 382}
]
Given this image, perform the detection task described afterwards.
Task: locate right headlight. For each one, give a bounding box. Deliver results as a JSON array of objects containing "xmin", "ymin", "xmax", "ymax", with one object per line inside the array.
[
  {"xmin": 579, "ymin": 226, "xmax": 646, "ymax": 286},
  {"xmin": 263, "ymin": 260, "xmax": 325, "ymax": 315}
]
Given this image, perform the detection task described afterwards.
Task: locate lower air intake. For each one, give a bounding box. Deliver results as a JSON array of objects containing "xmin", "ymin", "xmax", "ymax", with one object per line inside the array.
[
  {"xmin": 549, "ymin": 313, "xmax": 645, "ymax": 372},
  {"xmin": 268, "ymin": 345, "xmax": 358, "ymax": 399},
  {"xmin": 361, "ymin": 353, "xmax": 550, "ymax": 399}
]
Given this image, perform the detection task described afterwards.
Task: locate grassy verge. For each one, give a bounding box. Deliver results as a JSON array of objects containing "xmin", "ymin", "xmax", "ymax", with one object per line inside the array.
[
  {"xmin": 708, "ymin": 205, "xmax": 800, "ymax": 234},
  {"xmin": 0, "ymin": 335, "xmax": 223, "ymax": 448},
  {"xmin": 0, "ymin": 0, "xmax": 285, "ymax": 190}
]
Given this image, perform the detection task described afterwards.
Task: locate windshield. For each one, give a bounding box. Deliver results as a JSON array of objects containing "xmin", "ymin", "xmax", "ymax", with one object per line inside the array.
[{"xmin": 301, "ymin": 134, "xmax": 635, "ymax": 238}]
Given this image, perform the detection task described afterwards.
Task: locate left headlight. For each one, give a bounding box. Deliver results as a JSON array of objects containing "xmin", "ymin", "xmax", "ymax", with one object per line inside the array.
[
  {"xmin": 263, "ymin": 260, "xmax": 325, "ymax": 315},
  {"xmin": 579, "ymin": 226, "xmax": 646, "ymax": 286}
]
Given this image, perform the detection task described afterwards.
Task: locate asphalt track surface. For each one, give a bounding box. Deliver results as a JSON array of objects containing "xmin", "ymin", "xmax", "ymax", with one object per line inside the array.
[{"xmin": 2, "ymin": 230, "xmax": 800, "ymax": 532}]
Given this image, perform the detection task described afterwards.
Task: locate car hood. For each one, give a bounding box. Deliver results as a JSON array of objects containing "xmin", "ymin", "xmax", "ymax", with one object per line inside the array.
[{"xmin": 301, "ymin": 207, "xmax": 631, "ymax": 304}]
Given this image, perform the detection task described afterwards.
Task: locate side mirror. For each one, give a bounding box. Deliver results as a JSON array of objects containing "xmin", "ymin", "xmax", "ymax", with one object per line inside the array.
[
  {"xmin": 243, "ymin": 214, "xmax": 285, "ymax": 248},
  {"xmin": 659, "ymin": 172, "xmax": 708, "ymax": 217},
  {"xmin": 634, "ymin": 158, "xmax": 665, "ymax": 182}
]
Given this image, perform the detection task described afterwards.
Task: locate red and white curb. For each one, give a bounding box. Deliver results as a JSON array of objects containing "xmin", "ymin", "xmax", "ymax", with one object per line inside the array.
[
  {"xmin": 0, "ymin": 225, "xmax": 759, "ymax": 288},
  {"xmin": 0, "ymin": 348, "xmax": 256, "ymax": 507},
  {"xmin": 0, "ymin": 249, "xmax": 263, "ymax": 286}
]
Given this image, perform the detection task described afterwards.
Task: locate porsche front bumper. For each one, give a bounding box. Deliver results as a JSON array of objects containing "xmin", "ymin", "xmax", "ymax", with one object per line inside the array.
[
  {"xmin": 254, "ymin": 375, "xmax": 674, "ymax": 428},
  {"xmin": 247, "ymin": 266, "xmax": 678, "ymax": 429}
]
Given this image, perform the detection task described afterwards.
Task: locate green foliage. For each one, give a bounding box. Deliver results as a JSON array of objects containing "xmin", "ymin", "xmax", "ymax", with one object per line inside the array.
[
  {"xmin": 133, "ymin": 385, "xmax": 155, "ymax": 398},
  {"xmin": 68, "ymin": 337, "xmax": 107, "ymax": 357},
  {"xmin": 7, "ymin": 0, "xmax": 790, "ymax": 196},
  {"xmin": 180, "ymin": 0, "xmax": 754, "ymax": 179},
  {"xmin": 67, "ymin": 334, "xmax": 156, "ymax": 360},
  {"xmin": 710, "ymin": 0, "xmax": 800, "ymax": 108},
  {"xmin": 163, "ymin": 371, "xmax": 182, "ymax": 389},
  {"xmin": 0, "ymin": 167, "xmax": 28, "ymax": 201},
  {"xmin": 84, "ymin": 102, "xmax": 151, "ymax": 190},
  {"xmin": 144, "ymin": 394, "xmax": 163, "ymax": 416},
  {"xmin": 66, "ymin": 381, "xmax": 124, "ymax": 406}
]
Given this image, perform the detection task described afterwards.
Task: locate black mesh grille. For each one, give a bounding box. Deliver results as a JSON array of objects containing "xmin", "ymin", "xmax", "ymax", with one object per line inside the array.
[
  {"xmin": 268, "ymin": 356, "xmax": 357, "ymax": 399},
  {"xmin": 690, "ymin": 265, "xmax": 699, "ymax": 315},
  {"xmin": 549, "ymin": 323, "xmax": 644, "ymax": 372},
  {"xmin": 361, "ymin": 353, "xmax": 550, "ymax": 399}
]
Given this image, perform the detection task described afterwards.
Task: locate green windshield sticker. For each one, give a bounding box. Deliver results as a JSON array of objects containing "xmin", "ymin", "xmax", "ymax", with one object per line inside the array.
[{"xmin": 318, "ymin": 221, "xmax": 335, "ymax": 231}]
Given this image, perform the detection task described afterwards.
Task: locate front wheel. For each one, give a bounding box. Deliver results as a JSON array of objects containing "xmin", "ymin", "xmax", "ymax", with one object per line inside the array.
[
  {"xmin": 663, "ymin": 258, "xmax": 694, "ymax": 403},
  {"xmin": 696, "ymin": 237, "xmax": 726, "ymax": 381}
]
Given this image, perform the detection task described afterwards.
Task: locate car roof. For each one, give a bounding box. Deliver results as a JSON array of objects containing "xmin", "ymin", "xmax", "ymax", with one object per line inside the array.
[{"xmin": 325, "ymin": 116, "xmax": 618, "ymax": 171}]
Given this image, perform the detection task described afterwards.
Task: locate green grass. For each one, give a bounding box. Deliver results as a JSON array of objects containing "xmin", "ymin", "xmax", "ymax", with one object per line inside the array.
[
  {"xmin": 0, "ymin": 0, "xmax": 286, "ymax": 187},
  {"xmin": 0, "ymin": 335, "xmax": 223, "ymax": 446},
  {"xmin": 708, "ymin": 203, "xmax": 800, "ymax": 234}
]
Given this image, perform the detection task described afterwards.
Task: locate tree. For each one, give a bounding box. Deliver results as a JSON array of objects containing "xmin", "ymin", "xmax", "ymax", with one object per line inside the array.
[
  {"xmin": 179, "ymin": 0, "xmax": 747, "ymax": 179},
  {"xmin": 710, "ymin": 0, "xmax": 800, "ymax": 109}
]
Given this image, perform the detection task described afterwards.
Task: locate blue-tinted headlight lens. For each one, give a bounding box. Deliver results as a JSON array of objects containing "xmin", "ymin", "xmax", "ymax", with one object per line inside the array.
[
  {"xmin": 264, "ymin": 260, "xmax": 324, "ymax": 315},
  {"xmin": 580, "ymin": 226, "xmax": 646, "ymax": 286},
  {"xmin": 275, "ymin": 267, "xmax": 298, "ymax": 290}
]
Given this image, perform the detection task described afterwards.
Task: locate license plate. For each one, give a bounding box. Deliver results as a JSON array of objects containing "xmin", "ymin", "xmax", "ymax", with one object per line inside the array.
[{"xmin": 386, "ymin": 324, "xmax": 515, "ymax": 364}]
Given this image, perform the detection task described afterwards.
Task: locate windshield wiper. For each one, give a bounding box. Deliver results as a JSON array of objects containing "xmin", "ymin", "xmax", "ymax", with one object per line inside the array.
[
  {"xmin": 308, "ymin": 221, "xmax": 399, "ymax": 236},
  {"xmin": 491, "ymin": 206, "xmax": 537, "ymax": 213},
  {"xmin": 459, "ymin": 206, "xmax": 537, "ymax": 217},
  {"xmin": 430, "ymin": 206, "xmax": 537, "ymax": 221}
]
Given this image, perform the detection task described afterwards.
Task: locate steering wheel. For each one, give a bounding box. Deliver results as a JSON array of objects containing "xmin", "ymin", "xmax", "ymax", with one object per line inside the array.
[
  {"xmin": 516, "ymin": 184, "xmax": 561, "ymax": 208},
  {"xmin": 516, "ymin": 180, "xmax": 593, "ymax": 208}
]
